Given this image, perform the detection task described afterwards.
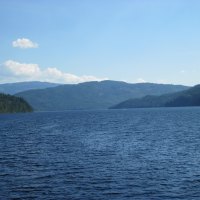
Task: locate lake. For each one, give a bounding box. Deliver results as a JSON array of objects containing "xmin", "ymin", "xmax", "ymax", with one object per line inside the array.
[{"xmin": 1, "ymin": 107, "xmax": 200, "ymax": 199}]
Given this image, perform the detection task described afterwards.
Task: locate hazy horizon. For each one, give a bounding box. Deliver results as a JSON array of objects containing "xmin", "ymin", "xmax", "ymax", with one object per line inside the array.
[{"xmin": 0, "ymin": 79, "xmax": 193, "ymax": 87}]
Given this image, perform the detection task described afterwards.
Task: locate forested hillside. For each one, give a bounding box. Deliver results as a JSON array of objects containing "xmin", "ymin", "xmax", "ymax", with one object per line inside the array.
[
  {"xmin": 0, "ymin": 93, "xmax": 33, "ymax": 113},
  {"xmin": 111, "ymin": 84, "xmax": 200, "ymax": 109},
  {"xmin": 15, "ymin": 80, "xmax": 188, "ymax": 111}
]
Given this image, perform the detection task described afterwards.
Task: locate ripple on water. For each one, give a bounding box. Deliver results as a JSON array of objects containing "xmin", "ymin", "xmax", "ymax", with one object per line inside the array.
[{"xmin": 1, "ymin": 108, "xmax": 200, "ymax": 199}]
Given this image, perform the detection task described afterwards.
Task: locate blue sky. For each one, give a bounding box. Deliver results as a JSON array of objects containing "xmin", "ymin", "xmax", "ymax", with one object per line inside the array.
[{"xmin": 0, "ymin": 0, "xmax": 200, "ymax": 85}]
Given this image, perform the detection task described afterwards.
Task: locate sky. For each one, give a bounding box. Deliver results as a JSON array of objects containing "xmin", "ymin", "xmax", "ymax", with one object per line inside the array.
[{"xmin": 0, "ymin": 0, "xmax": 200, "ymax": 86}]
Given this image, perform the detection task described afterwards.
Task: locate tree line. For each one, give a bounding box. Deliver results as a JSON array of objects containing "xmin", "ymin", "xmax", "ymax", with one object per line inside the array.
[{"xmin": 0, "ymin": 93, "xmax": 33, "ymax": 113}]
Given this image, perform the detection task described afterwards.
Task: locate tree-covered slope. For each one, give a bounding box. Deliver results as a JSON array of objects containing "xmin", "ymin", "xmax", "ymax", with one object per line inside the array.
[
  {"xmin": 0, "ymin": 93, "xmax": 33, "ymax": 113},
  {"xmin": 15, "ymin": 80, "xmax": 188, "ymax": 111},
  {"xmin": 111, "ymin": 84, "xmax": 200, "ymax": 109},
  {"xmin": 166, "ymin": 84, "xmax": 200, "ymax": 107}
]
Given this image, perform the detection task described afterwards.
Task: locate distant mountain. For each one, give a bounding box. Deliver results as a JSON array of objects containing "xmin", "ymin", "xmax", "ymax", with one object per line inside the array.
[
  {"xmin": 166, "ymin": 84, "xmax": 200, "ymax": 107},
  {"xmin": 111, "ymin": 84, "xmax": 200, "ymax": 109},
  {"xmin": 15, "ymin": 80, "xmax": 189, "ymax": 111},
  {"xmin": 0, "ymin": 81, "xmax": 60, "ymax": 95},
  {"xmin": 0, "ymin": 93, "xmax": 33, "ymax": 113}
]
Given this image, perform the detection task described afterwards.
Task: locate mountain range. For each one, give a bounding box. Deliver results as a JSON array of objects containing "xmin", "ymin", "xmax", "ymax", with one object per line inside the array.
[
  {"xmin": 0, "ymin": 81, "xmax": 60, "ymax": 95},
  {"xmin": 111, "ymin": 84, "xmax": 200, "ymax": 109},
  {"xmin": 15, "ymin": 80, "xmax": 188, "ymax": 111}
]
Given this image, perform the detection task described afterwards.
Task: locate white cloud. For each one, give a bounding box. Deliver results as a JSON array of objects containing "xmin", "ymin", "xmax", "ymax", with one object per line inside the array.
[
  {"xmin": 2, "ymin": 60, "xmax": 106, "ymax": 84},
  {"xmin": 154, "ymin": 79, "xmax": 168, "ymax": 84},
  {"xmin": 12, "ymin": 38, "xmax": 38, "ymax": 48},
  {"xmin": 4, "ymin": 60, "xmax": 41, "ymax": 76},
  {"xmin": 136, "ymin": 78, "xmax": 146, "ymax": 83}
]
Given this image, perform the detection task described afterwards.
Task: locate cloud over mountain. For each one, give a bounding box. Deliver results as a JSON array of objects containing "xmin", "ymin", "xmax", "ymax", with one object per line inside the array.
[{"xmin": 2, "ymin": 60, "xmax": 106, "ymax": 83}]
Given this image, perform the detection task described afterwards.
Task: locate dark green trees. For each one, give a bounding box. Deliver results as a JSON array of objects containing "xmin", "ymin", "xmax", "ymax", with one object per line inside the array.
[{"xmin": 0, "ymin": 93, "xmax": 33, "ymax": 113}]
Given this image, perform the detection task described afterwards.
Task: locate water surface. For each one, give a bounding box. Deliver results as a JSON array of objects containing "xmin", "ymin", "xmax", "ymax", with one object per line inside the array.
[{"xmin": 1, "ymin": 108, "xmax": 200, "ymax": 199}]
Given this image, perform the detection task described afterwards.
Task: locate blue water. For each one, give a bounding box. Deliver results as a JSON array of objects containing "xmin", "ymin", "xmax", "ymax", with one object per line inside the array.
[{"xmin": 1, "ymin": 108, "xmax": 200, "ymax": 199}]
